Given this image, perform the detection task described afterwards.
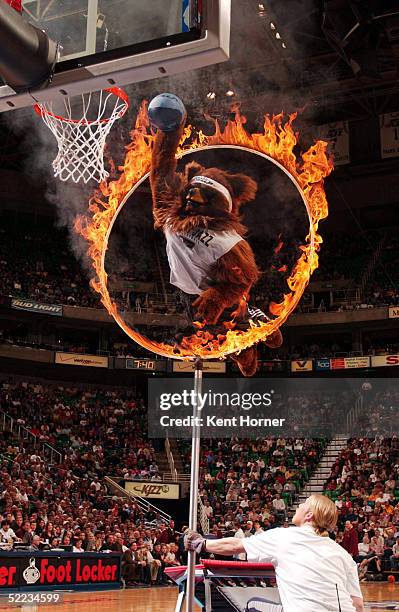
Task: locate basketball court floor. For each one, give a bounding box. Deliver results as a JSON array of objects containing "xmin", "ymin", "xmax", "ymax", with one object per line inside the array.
[{"xmin": 0, "ymin": 585, "xmax": 398, "ymax": 611}]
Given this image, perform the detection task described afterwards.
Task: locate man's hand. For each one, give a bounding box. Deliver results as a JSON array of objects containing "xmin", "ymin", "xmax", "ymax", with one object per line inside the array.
[
  {"xmin": 184, "ymin": 530, "xmax": 206, "ymax": 554},
  {"xmin": 351, "ymin": 595, "xmax": 364, "ymax": 612}
]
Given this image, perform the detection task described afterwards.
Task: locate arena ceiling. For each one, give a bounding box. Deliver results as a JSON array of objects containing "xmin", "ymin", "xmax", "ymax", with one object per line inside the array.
[
  {"xmin": 2, "ymin": 1, "xmax": 399, "ymax": 174},
  {"xmin": 170, "ymin": 0, "xmax": 399, "ymax": 124}
]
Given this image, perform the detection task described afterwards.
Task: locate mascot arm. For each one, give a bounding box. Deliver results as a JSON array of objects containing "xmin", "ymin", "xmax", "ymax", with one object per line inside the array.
[{"xmin": 150, "ymin": 125, "xmax": 185, "ymax": 228}]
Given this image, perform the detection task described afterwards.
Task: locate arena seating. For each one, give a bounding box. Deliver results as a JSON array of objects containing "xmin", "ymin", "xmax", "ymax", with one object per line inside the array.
[
  {"xmin": 0, "ymin": 381, "xmax": 158, "ymax": 480},
  {"xmin": 0, "ymin": 380, "xmax": 185, "ymax": 586},
  {"xmin": 177, "ymin": 437, "xmax": 327, "ymax": 532},
  {"xmin": 322, "ymin": 397, "xmax": 399, "ymax": 578},
  {"xmin": 1, "ymin": 219, "xmax": 398, "ymax": 316},
  {"xmin": 0, "ymin": 222, "xmax": 100, "ymax": 308}
]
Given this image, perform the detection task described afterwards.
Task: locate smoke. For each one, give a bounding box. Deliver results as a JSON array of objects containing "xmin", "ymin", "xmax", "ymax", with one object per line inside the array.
[
  {"xmin": 3, "ymin": 0, "xmax": 327, "ymax": 277},
  {"xmin": 106, "ymin": 185, "xmax": 154, "ymax": 287},
  {"xmin": 4, "ymin": 102, "xmax": 97, "ymax": 270},
  {"xmin": 45, "ymin": 181, "xmax": 94, "ymax": 270},
  {"xmin": 115, "ymin": 0, "xmax": 329, "ymax": 133}
]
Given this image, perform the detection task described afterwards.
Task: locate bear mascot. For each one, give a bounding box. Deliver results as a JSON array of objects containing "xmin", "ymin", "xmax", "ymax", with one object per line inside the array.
[{"xmin": 148, "ymin": 93, "xmax": 282, "ymax": 376}]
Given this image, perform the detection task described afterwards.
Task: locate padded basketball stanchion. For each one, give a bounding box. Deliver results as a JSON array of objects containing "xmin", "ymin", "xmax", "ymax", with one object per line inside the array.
[
  {"xmin": 186, "ymin": 358, "xmax": 203, "ymax": 612},
  {"xmin": 0, "ymin": 0, "xmax": 58, "ymax": 91}
]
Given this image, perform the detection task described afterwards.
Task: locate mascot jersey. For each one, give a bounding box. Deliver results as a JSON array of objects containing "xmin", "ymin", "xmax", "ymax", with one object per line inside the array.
[{"xmin": 164, "ymin": 222, "xmax": 243, "ymax": 295}]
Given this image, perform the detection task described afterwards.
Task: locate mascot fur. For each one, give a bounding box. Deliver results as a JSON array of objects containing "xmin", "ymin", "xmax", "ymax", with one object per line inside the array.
[{"xmin": 149, "ymin": 94, "xmax": 282, "ymax": 376}]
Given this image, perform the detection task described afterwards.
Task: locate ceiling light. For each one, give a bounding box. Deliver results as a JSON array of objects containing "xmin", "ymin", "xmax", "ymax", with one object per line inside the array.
[
  {"xmin": 226, "ymin": 90, "xmax": 235, "ymax": 96},
  {"xmin": 270, "ymin": 22, "xmax": 276, "ymax": 30},
  {"xmin": 275, "ymin": 32, "xmax": 281, "ymax": 39},
  {"xmin": 282, "ymin": 42, "xmax": 287, "ymax": 49},
  {"xmin": 206, "ymin": 92, "xmax": 216, "ymax": 99},
  {"xmin": 258, "ymin": 3, "xmax": 265, "ymax": 10}
]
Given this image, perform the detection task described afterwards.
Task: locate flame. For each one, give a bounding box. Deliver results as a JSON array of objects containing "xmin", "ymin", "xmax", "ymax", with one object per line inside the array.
[{"xmin": 76, "ymin": 102, "xmax": 333, "ymax": 360}]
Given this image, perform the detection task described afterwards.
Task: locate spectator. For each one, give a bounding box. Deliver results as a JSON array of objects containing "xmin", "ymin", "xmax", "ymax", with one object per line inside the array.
[
  {"xmin": 234, "ymin": 521, "xmax": 246, "ymax": 561},
  {"xmin": 122, "ymin": 542, "xmax": 140, "ymax": 586},
  {"xmin": 390, "ymin": 538, "xmax": 399, "ymax": 571},
  {"xmin": 29, "ymin": 535, "xmax": 41, "ymax": 551},
  {"xmin": 73, "ymin": 538, "xmax": 84, "ymax": 553},
  {"xmin": 0, "ymin": 519, "xmax": 17, "ymax": 544},
  {"xmin": 272, "ymin": 494, "xmax": 286, "ymax": 521},
  {"xmin": 341, "ymin": 521, "xmax": 359, "ymax": 558}
]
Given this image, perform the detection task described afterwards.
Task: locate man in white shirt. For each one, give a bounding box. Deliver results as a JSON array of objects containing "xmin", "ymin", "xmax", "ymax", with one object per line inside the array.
[
  {"xmin": 185, "ymin": 494, "xmax": 364, "ymax": 612},
  {"xmin": 203, "ymin": 501, "xmax": 213, "ymax": 518},
  {"xmin": 390, "ymin": 537, "xmax": 399, "ymax": 570},
  {"xmin": 234, "ymin": 522, "xmax": 246, "ymax": 561},
  {"xmin": 272, "ymin": 494, "xmax": 286, "ymax": 520}
]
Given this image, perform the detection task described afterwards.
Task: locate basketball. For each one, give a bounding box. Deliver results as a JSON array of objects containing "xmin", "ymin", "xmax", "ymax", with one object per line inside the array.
[
  {"xmin": 388, "ymin": 575, "xmax": 396, "ymax": 583},
  {"xmin": 148, "ymin": 93, "xmax": 186, "ymax": 132}
]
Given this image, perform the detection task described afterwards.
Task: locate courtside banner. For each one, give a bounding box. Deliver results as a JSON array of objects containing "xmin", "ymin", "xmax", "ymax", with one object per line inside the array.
[
  {"xmin": 125, "ymin": 481, "xmax": 180, "ymax": 499},
  {"xmin": 55, "ymin": 353, "xmax": 108, "ymax": 368},
  {"xmin": 344, "ymin": 356, "xmax": 370, "ymax": 369},
  {"xmin": 389, "ymin": 306, "xmax": 399, "ymax": 318},
  {"xmin": 0, "ymin": 552, "xmax": 120, "ymax": 589},
  {"xmin": 172, "ymin": 361, "xmax": 226, "ymax": 374},
  {"xmin": 11, "ymin": 298, "xmax": 63, "ymax": 317},
  {"xmin": 291, "ymin": 360, "xmax": 313, "ymax": 372},
  {"xmin": 371, "ymin": 354, "xmax": 399, "ymax": 368}
]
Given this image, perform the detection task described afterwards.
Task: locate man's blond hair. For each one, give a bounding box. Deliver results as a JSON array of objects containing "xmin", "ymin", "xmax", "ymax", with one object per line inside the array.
[{"xmin": 307, "ymin": 494, "xmax": 338, "ymax": 537}]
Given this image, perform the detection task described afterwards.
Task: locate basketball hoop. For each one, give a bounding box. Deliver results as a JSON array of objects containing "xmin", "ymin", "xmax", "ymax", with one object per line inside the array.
[{"xmin": 34, "ymin": 87, "xmax": 129, "ymax": 184}]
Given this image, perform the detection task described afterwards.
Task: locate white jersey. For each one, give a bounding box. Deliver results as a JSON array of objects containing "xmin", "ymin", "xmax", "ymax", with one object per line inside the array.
[
  {"xmin": 242, "ymin": 525, "xmax": 362, "ymax": 612},
  {"xmin": 164, "ymin": 223, "xmax": 243, "ymax": 295}
]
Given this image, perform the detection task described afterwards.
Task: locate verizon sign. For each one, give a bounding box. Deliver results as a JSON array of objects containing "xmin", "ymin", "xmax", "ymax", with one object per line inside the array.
[{"xmin": 389, "ymin": 306, "xmax": 399, "ymax": 319}]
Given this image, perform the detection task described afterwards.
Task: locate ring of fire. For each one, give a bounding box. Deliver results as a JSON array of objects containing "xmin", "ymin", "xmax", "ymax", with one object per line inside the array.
[{"xmin": 77, "ymin": 106, "xmax": 333, "ymax": 361}]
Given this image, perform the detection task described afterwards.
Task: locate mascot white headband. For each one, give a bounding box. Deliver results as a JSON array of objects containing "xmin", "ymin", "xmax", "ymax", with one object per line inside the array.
[{"xmin": 190, "ymin": 175, "xmax": 233, "ymax": 212}]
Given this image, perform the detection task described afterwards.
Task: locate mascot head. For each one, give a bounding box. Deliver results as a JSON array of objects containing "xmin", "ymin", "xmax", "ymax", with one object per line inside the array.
[{"xmin": 181, "ymin": 161, "xmax": 257, "ymax": 222}]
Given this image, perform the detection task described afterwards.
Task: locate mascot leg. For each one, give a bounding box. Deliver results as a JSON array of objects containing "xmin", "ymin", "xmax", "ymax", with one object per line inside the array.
[
  {"xmin": 231, "ymin": 326, "xmax": 283, "ymax": 377},
  {"xmin": 230, "ymin": 346, "xmax": 258, "ymax": 377},
  {"xmin": 265, "ymin": 328, "xmax": 283, "ymax": 349}
]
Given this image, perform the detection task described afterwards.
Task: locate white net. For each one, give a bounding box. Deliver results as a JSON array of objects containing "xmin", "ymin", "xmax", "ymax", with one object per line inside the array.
[{"xmin": 35, "ymin": 88, "xmax": 129, "ymax": 184}]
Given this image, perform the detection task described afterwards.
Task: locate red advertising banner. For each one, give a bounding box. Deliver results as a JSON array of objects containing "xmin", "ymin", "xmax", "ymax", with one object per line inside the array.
[
  {"xmin": 0, "ymin": 552, "xmax": 120, "ymax": 590},
  {"xmin": 330, "ymin": 358, "xmax": 345, "ymax": 370}
]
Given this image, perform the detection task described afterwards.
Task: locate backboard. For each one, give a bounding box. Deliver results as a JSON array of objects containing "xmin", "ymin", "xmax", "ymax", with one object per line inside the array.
[{"xmin": 0, "ymin": 0, "xmax": 230, "ymax": 112}]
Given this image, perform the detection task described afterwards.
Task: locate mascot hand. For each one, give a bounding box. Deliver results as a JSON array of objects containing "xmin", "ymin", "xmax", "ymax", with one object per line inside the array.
[
  {"xmin": 184, "ymin": 529, "xmax": 206, "ymax": 553},
  {"xmin": 193, "ymin": 289, "xmax": 225, "ymax": 325},
  {"xmin": 148, "ymin": 93, "xmax": 187, "ymax": 132}
]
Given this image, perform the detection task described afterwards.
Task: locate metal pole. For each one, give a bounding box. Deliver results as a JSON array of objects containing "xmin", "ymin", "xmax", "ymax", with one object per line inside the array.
[{"xmin": 185, "ymin": 358, "xmax": 203, "ymax": 612}]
